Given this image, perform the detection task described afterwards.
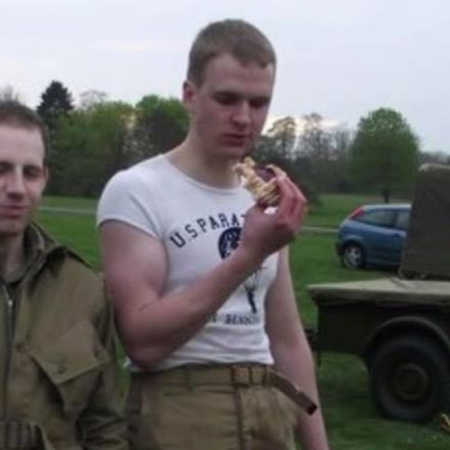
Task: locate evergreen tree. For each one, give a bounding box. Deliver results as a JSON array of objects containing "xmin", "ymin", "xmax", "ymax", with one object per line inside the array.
[{"xmin": 37, "ymin": 80, "xmax": 74, "ymax": 132}]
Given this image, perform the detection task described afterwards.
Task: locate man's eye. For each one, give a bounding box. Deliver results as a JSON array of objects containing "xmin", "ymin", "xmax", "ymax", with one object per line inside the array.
[
  {"xmin": 214, "ymin": 94, "xmax": 238, "ymax": 105},
  {"xmin": 250, "ymin": 98, "xmax": 270, "ymax": 109},
  {"xmin": 24, "ymin": 167, "xmax": 42, "ymax": 179},
  {"xmin": 0, "ymin": 163, "xmax": 10, "ymax": 174}
]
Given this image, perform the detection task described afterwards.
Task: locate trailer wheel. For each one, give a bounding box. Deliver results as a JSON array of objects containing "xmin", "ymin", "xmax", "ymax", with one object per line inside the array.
[{"xmin": 369, "ymin": 334, "xmax": 450, "ymax": 422}]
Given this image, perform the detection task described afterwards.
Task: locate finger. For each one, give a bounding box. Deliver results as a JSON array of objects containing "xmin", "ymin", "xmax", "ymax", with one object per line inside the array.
[
  {"xmin": 283, "ymin": 176, "xmax": 306, "ymax": 204},
  {"xmin": 275, "ymin": 187, "xmax": 302, "ymax": 235},
  {"xmin": 275, "ymin": 177, "xmax": 308, "ymax": 231},
  {"xmin": 281, "ymin": 176, "xmax": 307, "ymax": 209},
  {"xmin": 276, "ymin": 176, "xmax": 302, "ymax": 215},
  {"xmin": 274, "ymin": 175, "xmax": 294, "ymax": 216}
]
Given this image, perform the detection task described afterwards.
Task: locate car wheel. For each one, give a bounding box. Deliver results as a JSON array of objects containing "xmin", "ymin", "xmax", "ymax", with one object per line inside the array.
[
  {"xmin": 342, "ymin": 243, "xmax": 365, "ymax": 269},
  {"xmin": 369, "ymin": 334, "xmax": 450, "ymax": 422}
]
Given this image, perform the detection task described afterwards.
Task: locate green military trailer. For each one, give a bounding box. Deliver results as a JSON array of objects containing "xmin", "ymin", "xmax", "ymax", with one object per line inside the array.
[{"xmin": 308, "ymin": 164, "xmax": 450, "ymax": 423}]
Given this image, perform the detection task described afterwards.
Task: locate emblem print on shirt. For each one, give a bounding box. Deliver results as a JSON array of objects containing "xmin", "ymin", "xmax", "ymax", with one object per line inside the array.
[{"xmin": 218, "ymin": 227, "xmax": 260, "ymax": 314}]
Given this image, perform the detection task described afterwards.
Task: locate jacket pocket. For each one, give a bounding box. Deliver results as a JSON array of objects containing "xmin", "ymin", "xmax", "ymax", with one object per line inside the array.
[{"xmin": 29, "ymin": 320, "xmax": 110, "ymax": 416}]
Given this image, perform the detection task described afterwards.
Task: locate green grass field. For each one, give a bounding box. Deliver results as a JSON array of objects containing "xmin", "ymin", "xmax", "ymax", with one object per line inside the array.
[{"xmin": 36, "ymin": 193, "xmax": 448, "ymax": 449}]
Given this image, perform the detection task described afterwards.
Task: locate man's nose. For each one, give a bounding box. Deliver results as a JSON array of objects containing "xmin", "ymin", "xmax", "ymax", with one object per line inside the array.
[
  {"xmin": 5, "ymin": 170, "xmax": 26, "ymax": 196},
  {"xmin": 232, "ymin": 101, "xmax": 251, "ymax": 126}
]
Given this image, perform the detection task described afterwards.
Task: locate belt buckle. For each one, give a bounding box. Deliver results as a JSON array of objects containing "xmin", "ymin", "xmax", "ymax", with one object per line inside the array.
[
  {"xmin": 250, "ymin": 365, "xmax": 269, "ymax": 386},
  {"xmin": 231, "ymin": 365, "xmax": 251, "ymax": 386}
]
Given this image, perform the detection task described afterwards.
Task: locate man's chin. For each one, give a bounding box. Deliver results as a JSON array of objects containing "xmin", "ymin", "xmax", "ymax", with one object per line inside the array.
[
  {"xmin": 0, "ymin": 220, "xmax": 28, "ymax": 238},
  {"xmin": 226, "ymin": 144, "xmax": 255, "ymax": 160},
  {"xmin": 239, "ymin": 141, "xmax": 255, "ymax": 157}
]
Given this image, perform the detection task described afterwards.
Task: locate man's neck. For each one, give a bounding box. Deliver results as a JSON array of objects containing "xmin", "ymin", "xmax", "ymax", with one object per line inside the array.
[
  {"xmin": 167, "ymin": 136, "xmax": 241, "ymax": 189},
  {"xmin": 0, "ymin": 233, "xmax": 26, "ymax": 281}
]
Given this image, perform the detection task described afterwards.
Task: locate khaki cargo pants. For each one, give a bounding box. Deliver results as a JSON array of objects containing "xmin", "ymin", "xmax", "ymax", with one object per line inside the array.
[{"xmin": 126, "ymin": 365, "xmax": 301, "ymax": 450}]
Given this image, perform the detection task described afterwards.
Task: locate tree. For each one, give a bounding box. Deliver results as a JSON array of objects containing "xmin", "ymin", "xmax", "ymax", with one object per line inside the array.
[
  {"xmin": 49, "ymin": 101, "xmax": 134, "ymax": 196},
  {"xmin": 295, "ymin": 113, "xmax": 335, "ymax": 192},
  {"xmin": 297, "ymin": 113, "xmax": 332, "ymax": 160},
  {"xmin": 254, "ymin": 116, "xmax": 321, "ymax": 204},
  {"xmin": 264, "ymin": 116, "xmax": 297, "ymax": 159},
  {"xmin": 351, "ymin": 108, "xmax": 419, "ymax": 202},
  {"xmin": 37, "ymin": 80, "xmax": 74, "ymax": 132},
  {"xmin": 254, "ymin": 116, "xmax": 297, "ymax": 172},
  {"xmin": 132, "ymin": 95, "xmax": 189, "ymax": 159},
  {"xmin": 329, "ymin": 126, "xmax": 354, "ymax": 192},
  {"xmin": 79, "ymin": 89, "xmax": 108, "ymax": 110}
]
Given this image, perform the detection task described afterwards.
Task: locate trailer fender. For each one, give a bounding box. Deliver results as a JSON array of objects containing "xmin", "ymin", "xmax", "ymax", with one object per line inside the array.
[{"xmin": 363, "ymin": 315, "xmax": 450, "ymax": 364}]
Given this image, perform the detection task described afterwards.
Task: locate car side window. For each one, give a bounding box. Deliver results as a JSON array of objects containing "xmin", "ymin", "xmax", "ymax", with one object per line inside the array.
[
  {"xmin": 357, "ymin": 210, "xmax": 395, "ymax": 228},
  {"xmin": 395, "ymin": 210, "xmax": 410, "ymax": 230}
]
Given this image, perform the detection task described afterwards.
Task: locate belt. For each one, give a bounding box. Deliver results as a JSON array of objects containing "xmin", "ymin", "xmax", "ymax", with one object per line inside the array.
[
  {"xmin": 139, "ymin": 364, "xmax": 317, "ymax": 415},
  {"xmin": 0, "ymin": 420, "xmax": 40, "ymax": 449}
]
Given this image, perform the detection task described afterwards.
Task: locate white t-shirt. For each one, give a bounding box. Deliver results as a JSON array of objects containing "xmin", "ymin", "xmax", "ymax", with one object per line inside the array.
[{"xmin": 97, "ymin": 154, "xmax": 278, "ymax": 370}]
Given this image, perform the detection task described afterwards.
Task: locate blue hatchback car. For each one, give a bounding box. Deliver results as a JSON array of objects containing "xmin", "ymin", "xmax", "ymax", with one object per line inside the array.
[{"xmin": 336, "ymin": 203, "xmax": 411, "ymax": 269}]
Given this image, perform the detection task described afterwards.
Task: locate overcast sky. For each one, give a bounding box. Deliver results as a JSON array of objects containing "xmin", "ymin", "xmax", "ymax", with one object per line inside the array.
[{"xmin": 2, "ymin": 0, "xmax": 450, "ymax": 153}]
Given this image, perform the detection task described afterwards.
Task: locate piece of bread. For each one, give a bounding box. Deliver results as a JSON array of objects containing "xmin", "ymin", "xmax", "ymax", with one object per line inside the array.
[{"xmin": 234, "ymin": 156, "xmax": 285, "ymax": 206}]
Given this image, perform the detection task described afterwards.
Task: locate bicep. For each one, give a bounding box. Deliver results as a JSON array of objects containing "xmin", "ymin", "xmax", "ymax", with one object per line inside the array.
[{"xmin": 99, "ymin": 220, "xmax": 168, "ymax": 326}]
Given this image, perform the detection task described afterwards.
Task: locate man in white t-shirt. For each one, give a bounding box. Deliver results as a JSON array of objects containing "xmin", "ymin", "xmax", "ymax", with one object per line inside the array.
[{"xmin": 97, "ymin": 19, "xmax": 329, "ymax": 450}]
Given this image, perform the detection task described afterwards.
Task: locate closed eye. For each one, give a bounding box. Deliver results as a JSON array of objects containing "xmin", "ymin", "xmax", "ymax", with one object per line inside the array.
[
  {"xmin": 24, "ymin": 165, "xmax": 44, "ymax": 180},
  {"xmin": 0, "ymin": 162, "xmax": 12, "ymax": 174},
  {"xmin": 249, "ymin": 97, "xmax": 270, "ymax": 109},
  {"xmin": 214, "ymin": 92, "xmax": 240, "ymax": 106}
]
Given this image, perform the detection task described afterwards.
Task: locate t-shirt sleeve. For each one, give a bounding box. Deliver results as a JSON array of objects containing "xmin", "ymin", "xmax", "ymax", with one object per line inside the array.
[{"xmin": 96, "ymin": 170, "xmax": 162, "ymax": 238}]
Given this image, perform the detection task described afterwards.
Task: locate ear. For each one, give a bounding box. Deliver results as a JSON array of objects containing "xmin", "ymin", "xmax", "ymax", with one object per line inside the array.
[{"xmin": 182, "ymin": 80, "xmax": 196, "ymax": 113}]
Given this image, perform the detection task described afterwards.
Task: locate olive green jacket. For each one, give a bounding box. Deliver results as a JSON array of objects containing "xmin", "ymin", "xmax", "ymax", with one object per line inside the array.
[{"xmin": 0, "ymin": 224, "xmax": 129, "ymax": 449}]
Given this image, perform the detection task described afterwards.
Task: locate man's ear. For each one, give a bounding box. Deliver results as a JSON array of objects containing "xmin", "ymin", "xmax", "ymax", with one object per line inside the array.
[{"xmin": 182, "ymin": 80, "xmax": 196, "ymax": 113}]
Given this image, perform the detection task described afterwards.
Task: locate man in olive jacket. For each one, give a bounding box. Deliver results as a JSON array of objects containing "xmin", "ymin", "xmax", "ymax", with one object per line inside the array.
[{"xmin": 0, "ymin": 100, "xmax": 128, "ymax": 449}]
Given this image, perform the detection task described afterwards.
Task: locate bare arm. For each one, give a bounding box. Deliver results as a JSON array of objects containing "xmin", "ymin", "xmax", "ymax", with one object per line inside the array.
[
  {"xmin": 100, "ymin": 175, "xmax": 303, "ymax": 368},
  {"xmin": 266, "ymin": 248, "xmax": 329, "ymax": 450}
]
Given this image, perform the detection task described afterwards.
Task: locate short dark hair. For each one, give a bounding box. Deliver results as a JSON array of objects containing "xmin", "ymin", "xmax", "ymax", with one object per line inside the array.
[
  {"xmin": 0, "ymin": 100, "xmax": 49, "ymax": 163},
  {"xmin": 187, "ymin": 19, "xmax": 276, "ymax": 86}
]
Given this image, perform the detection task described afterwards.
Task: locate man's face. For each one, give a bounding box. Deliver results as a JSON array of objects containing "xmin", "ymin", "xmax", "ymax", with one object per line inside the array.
[
  {"xmin": 183, "ymin": 53, "xmax": 275, "ymax": 161},
  {"xmin": 0, "ymin": 125, "xmax": 48, "ymax": 237}
]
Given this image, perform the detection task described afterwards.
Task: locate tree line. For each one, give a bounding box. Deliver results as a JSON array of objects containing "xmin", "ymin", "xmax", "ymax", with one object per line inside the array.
[{"xmin": 1, "ymin": 81, "xmax": 449, "ymax": 202}]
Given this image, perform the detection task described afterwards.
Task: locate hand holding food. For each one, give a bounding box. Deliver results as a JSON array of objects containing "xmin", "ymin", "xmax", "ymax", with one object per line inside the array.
[{"xmin": 234, "ymin": 156, "xmax": 286, "ymax": 206}]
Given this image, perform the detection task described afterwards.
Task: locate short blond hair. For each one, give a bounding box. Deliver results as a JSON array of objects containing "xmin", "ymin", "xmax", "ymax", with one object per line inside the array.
[{"xmin": 187, "ymin": 19, "xmax": 276, "ymax": 86}]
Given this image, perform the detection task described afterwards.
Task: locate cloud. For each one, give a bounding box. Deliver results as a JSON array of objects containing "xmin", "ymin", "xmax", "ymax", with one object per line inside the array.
[
  {"xmin": 92, "ymin": 39, "xmax": 183, "ymax": 55},
  {"xmin": 1, "ymin": 0, "xmax": 449, "ymax": 152}
]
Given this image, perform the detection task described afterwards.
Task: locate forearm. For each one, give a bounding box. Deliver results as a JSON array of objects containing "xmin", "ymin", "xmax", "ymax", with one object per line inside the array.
[
  {"xmin": 267, "ymin": 251, "xmax": 329, "ymax": 450},
  {"xmin": 115, "ymin": 247, "xmax": 262, "ymax": 367},
  {"xmin": 272, "ymin": 338, "xmax": 329, "ymax": 450}
]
